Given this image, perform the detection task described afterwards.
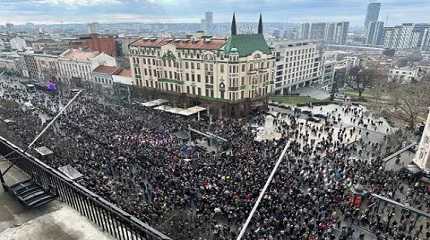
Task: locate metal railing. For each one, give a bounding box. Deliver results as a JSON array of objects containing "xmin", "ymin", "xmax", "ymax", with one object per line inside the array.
[{"xmin": 0, "ymin": 136, "xmax": 172, "ymax": 240}]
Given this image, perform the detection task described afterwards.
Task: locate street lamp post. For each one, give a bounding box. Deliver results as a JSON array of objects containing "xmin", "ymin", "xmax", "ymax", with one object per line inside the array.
[
  {"xmin": 0, "ymin": 90, "xmax": 83, "ymax": 190},
  {"xmin": 236, "ymin": 142, "xmax": 290, "ymax": 240}
]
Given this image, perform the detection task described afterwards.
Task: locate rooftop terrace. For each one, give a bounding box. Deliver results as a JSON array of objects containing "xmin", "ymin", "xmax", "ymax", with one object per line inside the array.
[{"xmin": 0, "ymin": 157, "xmax": 114, "ymax": 240}]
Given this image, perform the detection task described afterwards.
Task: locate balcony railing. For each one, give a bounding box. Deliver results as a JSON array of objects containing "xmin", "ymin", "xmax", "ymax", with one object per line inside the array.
[{"xmin": 0, "ymin": 136, "xmax": 172, "ymax": 240}]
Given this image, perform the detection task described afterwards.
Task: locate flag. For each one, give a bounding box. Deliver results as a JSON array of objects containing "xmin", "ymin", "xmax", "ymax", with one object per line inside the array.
[{"xmin": 47, "ymin": 81, "xmax": 57, "ymax": 92}]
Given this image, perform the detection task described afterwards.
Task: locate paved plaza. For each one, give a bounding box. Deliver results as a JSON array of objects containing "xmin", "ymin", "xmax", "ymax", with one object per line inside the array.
[{"xmin": 262, "ymin": 104, "xmax": 393, "ymax": 146}]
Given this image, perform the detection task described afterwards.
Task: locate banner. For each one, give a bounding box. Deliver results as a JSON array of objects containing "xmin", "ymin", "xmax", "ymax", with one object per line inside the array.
[{"xmin": 47, "ymin": 81, "xmax": 57, "ymax": 92}]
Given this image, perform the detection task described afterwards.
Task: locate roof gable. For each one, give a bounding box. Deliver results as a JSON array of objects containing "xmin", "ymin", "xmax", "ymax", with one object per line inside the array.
[
  {"xmin": 113, "ymin": 68, "xmax": 131, "ymax": 77},
  {"xmin": 222, "ymin": 34, "xmax": 272, "ymax": 57},
  {"xmin": 130, "ymin": 38, "xmax": 226, "ymax": 50},
  {"xmin": 61, "ymin": 49, "xmax": 100, "ymax": 61}
]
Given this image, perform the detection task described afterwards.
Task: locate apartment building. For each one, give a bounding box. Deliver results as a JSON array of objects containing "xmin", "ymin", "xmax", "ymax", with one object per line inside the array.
[
  {"xmin": 387, "ymin": 66, "xmax": 429, "ymax": 83},
  {"xmin": 23, "ymin": 53, "xmax": 38, "ymax": 79},
  {"xmin": 57, "ymin": 49, "xmax": 116, "ymax": 85},
  {"xmin": 0, "ymin": 57, "xmax": 17, "ymax": 72},
  {"xmin": 297, "ymin": 22, "xmax": 349, "ymax": 45},
  {"xmin": 421, "ymin": 29, "xmax": 430, "ymax": 51},
  {"xmin": 366, "ymin": 21, "xmax": 384, "ymax": 46},
  {"xmin": 34, "ymin": 54, "xmax": 59, "ymax": 81},
  {"xmin": 81, "ymin": 34, "xmax": 118, "ymax": 57},
  {"xmin": 384, "ymin": 23, "xmax": 430, "ymax": 50},
  {"xmin": 320, "ymin": 54, "xmax": 336, "ymax": 92},
  {"xmin": 112, "ymin": 68, "xmax": 132, "ymax": 86},
  {"xmin": 273, "ymin": 41, "xmax": 321, "ymax": 95},
  {"xmin": 364, "ymin": 2, "xmax": 381, "ymax": 30},
  {"xmin": 10, "ymin": 37, "xmax": 27, "ymax": 51},
  {"xmin": 93, "ymin": 65, "xmax": 120, "ymax": 88}
]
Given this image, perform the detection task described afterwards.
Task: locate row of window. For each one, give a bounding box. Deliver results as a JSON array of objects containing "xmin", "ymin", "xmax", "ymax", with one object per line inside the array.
[
  {"xmin": 61, "ymin": 63, "xmax": 90, "ymax": 73},
  {"xmin": 135, "ymin": 78, "xmax": 268, "ymax": 101},
  {"xmin": 59, "ymin": 62, "xmax": 91, "ymax": 80},
  {"xmin": 228, "ymin": 74, "xmax": 271, "ymax": 87},
  {"xmin": 138, "ymin": 69, "xmax": 269, "ymax": 88},
  {"xmin": 284, "ymin": 64, "xmax": 318, "ymax": 73},
  {"xmin": 132, "ymin": 46, "xmax": 258, "ymax": 62},
  {"xmin": 281, "ymin": 67, "xmax": 319, "ymax": 75},
  {"xmin": 278, "ymin": 60, "xmax": 318, "ymax": 71},
  {"xmin": 134, "ymin": 64, "xmax": 272, "ymax": 82},
  {"xmin": 94, "ymin": 76, "xmax": 112, "ymax": 85},
  {"xmin": 276, "ymin": 68, "xmax": 319, "ymax": 78},
  {"xmin": 132, "ymin": 57, "xmax": 273, "ymax": 74},
  {"xmin": 288, "ymin": 61, "xmax": 316, "ymax": 68},
  {"xmin": 137, "ymin": 68, "xmax": 216, "ymax": 84},
  {"xmin": 131, "ymin": 48, "xmax": 216, "ymax": 60},
  {"xmin": 61, "ymin": 69, "xmax": 90, "ymax": 81},
  {"xmin": 284, "ymin": 48, "xmax": 316, "ymax": 56},
  {"xmin": 285, "ymin": 54, "xmax": 316, "ymax": 62},
  {"xmin": 284, "ymin": 72, "xmax": 319, "ymax": 81},
  {"xmin": 275, "ymin": 77, "xmax": 314, "ymax": 86}
]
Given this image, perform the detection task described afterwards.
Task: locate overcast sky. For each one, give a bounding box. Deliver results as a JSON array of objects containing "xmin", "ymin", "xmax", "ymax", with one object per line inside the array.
[{"xmin": 1, "ymin": 0, "xmax": 429, "ymax": 26}]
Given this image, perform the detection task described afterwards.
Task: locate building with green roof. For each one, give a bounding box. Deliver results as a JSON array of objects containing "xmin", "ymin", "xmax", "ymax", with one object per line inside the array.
[
  {"xmin": 222, "ymin": 34, "xmax": 272, "ymax": 57},
  {"xmin": 129, "ymin": 13, "xmax": 275, "ymax": 117},
  {"xmin": 222, "ymin": 13, "xmax": 272, "ymax": 57}
]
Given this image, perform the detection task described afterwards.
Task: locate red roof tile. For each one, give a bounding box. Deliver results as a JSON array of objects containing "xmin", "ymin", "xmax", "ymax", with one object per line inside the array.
[
  {"xmin": 93, "ymin": 65, "xmax": 120, "ymax": 75},
  {"xmin": 115, "ymin": 68, "xmax": 131, "ymax": 77},
  {"xmin": 62, "ymin": 49, "xmax": 100, "ymax": 61},
  {"xmin": 130, "ymin": 38, "xmax": 226, "ymax": 50}
]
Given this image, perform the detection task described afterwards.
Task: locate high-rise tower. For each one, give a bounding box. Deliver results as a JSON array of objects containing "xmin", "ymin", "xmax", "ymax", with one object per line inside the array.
[{"xmin": 364, "ymin": 2, "xmax": 381, "ymax": 30}]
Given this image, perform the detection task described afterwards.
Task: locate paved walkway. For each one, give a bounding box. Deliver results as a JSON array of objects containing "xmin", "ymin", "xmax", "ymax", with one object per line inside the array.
[
  {"xmin": 0, "ymin": 158, "xmax": 114, "ymax": 240},
  {"xmin": 294, "ymin": 87, "xmax": 331, "ymax": 100}
]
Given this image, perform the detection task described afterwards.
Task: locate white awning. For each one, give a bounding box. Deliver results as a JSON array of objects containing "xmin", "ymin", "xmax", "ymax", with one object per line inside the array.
[
  {"xmin": 154, "ymin": 105, "xmax": 207, "ymax": 116},
  {"xmin": 140, "ymin": 99, "xmax": 169, "ymax": 107},
  {"xmin": 184, "ymin": 106, "xmax": 207, "ymax": 115}
]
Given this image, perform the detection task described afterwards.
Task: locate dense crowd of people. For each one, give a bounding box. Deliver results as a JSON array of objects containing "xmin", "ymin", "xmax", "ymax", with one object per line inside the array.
[{"xmin": 0, "ymin": 76, "xmax": 429, "ymax": 240}]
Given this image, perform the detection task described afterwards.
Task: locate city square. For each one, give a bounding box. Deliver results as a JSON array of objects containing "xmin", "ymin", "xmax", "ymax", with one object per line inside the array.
[
  {"xmin": 1, "ymin": 1, "xmax": 430, "ymax": 240},
  {"xmin": 0, "ymin": 71, "xmax": 429, "ymax": 239}
]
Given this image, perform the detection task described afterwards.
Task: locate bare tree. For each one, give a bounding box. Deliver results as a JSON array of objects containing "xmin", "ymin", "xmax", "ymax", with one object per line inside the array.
[
  {"xmin": 389, "ymin": 81, "xmax": 430, "ymax": 130},
  {"xmin": 348, "ymin": 66, "xmax": 360, "ymax": 87},
  {"xmin": 365, "ymin": 64, "xmax": 430, "ymax": 130},
  {"xmin": 369, "ymin": 66, "xmax": 389, "ymax": 112},
  {"xmin": 350, "ymin": 66, "xmax": 377, "ymax": 98}
]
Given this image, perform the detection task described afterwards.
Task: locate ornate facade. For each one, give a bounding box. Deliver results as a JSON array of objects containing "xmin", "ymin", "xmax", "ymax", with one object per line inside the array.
[
  {"xmin": 57, "ymin": 49, "xmax": 116, "ymax": 85},
  {"xmin": 129, "ymin": 14, "xmax": 274, "ymax": 116}
]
